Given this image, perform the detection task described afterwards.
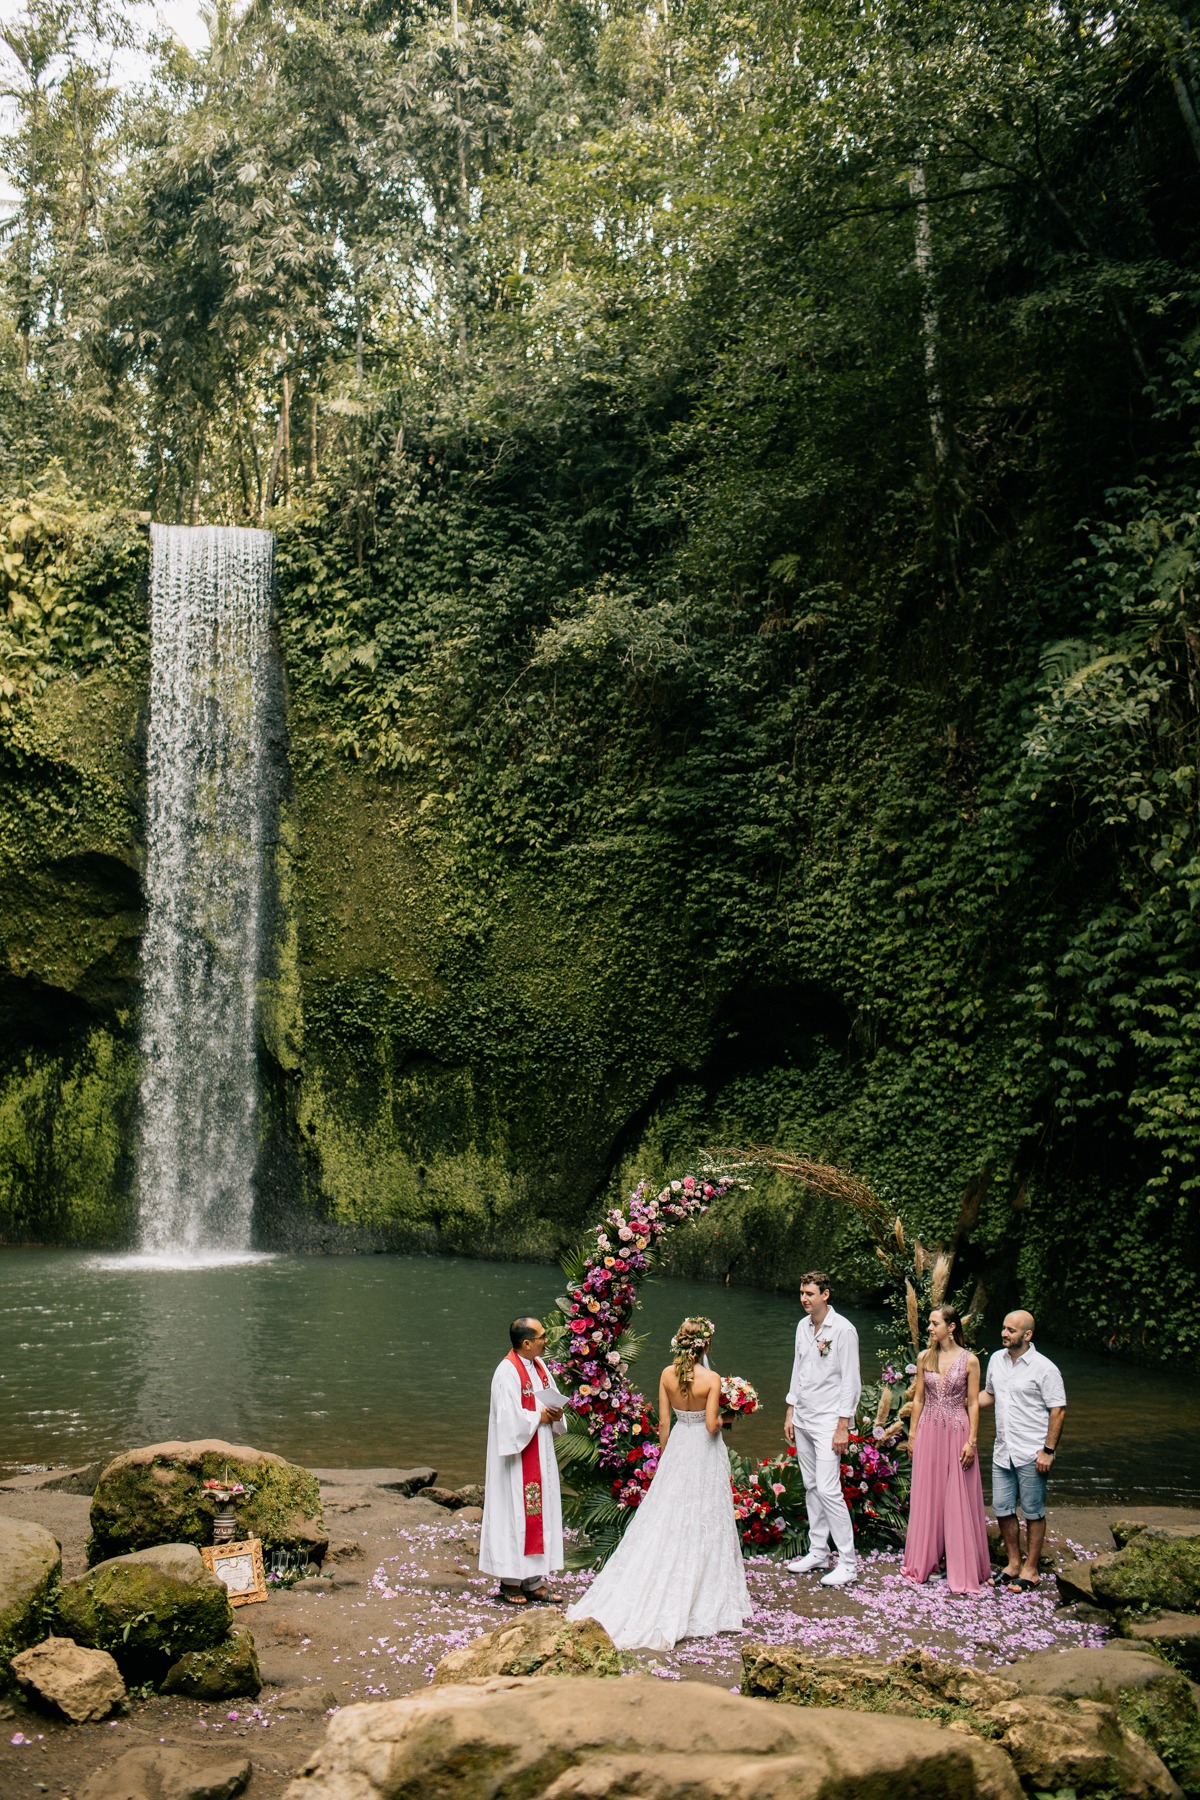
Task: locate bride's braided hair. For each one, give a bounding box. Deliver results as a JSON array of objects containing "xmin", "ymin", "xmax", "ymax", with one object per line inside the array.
[{"xmin": 670, "ymin": 1316, "xmax": 715, "ymax": 1391}]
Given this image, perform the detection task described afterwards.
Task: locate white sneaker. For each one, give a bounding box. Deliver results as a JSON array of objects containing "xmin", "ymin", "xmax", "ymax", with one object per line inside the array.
[
  {"xmin": 786, "ymin": 1549, "xmax": 831, "ymax": 1574},
  {"xmin": 819, "ymin": 1562, "xmax": 858, "ymax": 1588}
]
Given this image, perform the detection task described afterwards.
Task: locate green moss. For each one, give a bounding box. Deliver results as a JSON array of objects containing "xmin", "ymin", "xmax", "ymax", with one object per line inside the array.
[
  {"xmin": 0, "ymin": 1030, "xmax": 138, "ymax": 1244},
  {"xmin": 161, "ymin": 1627, "xmax": 262, "ymax": 1700},
  {"xmin": 1092, "ymin": 1532, "xmax": 1200, "ymax": 1614},
  {"xmin": 1117, "ymin": 1680, "xmax": 1200, "ymax": 1796}
]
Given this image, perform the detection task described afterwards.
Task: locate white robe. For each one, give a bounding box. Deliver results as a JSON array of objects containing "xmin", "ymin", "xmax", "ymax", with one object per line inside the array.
[{"xmin": 478, "ymin": 1354, "xmax": 566, "ymax": 1581}]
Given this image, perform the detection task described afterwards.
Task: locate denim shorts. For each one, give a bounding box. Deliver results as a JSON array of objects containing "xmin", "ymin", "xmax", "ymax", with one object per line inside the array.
[{"xmin": 992, "ymin": 1459, "xmax": 1048, "ymax": 1521}]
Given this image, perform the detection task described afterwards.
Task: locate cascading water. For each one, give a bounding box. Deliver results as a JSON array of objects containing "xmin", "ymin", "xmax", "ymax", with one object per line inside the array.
[{"xmin": 134, "ymin": 525, "xmax": 274, "ymax": 1261}]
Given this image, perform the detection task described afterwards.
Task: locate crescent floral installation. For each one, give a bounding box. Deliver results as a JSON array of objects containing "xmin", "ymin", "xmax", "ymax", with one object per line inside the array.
[{"xmin": 544, "ymin": 1174, "xmax": 735, "ymax": 1563}]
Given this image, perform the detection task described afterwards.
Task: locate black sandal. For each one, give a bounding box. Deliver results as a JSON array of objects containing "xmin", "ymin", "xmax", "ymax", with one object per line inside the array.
[
  {"xmin": 1014, "ymin": 1576, "xmax": 1040, "ymax": 1592},
  {"xmin": 989, "ymin": 1571, "xmax": 1017, "ymax": 1589},
  {"xmin": 497, "ymin": 1586, "xmax": 529, "ymax": 1606},
  {"xmin": 525, "ymin": 1583, "xmax": 565, "ymax": 1605}
]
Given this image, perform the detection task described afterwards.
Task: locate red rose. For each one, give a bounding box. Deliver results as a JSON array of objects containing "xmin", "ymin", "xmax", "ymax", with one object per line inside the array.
[{"xmin": 570, "ymin": 1320, "xmax": 588, "ymax": 1335}]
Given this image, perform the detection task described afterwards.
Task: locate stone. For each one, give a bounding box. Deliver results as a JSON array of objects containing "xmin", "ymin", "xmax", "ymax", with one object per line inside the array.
[
  {"xmin": 985, "ymin": 1694, "xmax": 1180, "ymax": 1799},
  {"xmin": 325, "ymin": 1539, "xmax": 365, "ymax": 1562},
  {"xmin": 1091, "ymin": 1528, "xmax": 1200, "ymax": 1614},
  {"xmin": 284, "ymin": 1675, "xmax": 1022, "ymax": 1800},
  {"xmin": 79, "ymin": 1746, "xmax": 252, "ymax": 1800},
  {"xmin": 432, "ymin": 1612, "xmax": 620, "ymax": 1683},
  {"xmin": 1120, "ymin": 1613, "xmax": 1200, "ymax": 1677},
  {"xmin": 1006, "ymin": 1647, "xmax": 1200, "ymax": 1793},
  {"xmin": 56, "ymin": 1542, "xmax": 234, "ymax": 1683},
  {"xmin": 424, "ymin": 1486, "xmax": 467, "ymax": 1509},
  {"xmin": 740, "ymin": 1645, "xmax": 1181, "ymax": 1798},
  {"xmin": 10, "ymin": 1635, "xmax": 125, "ymax": 1721},
  {"xmin": 89, "ymin": 1438, "xmax": 327, "ymax": 1563},
  {"xmin": 1057, "ymin": 1556, "xmax": 1109, "ymax": 1605},
  {"xmin": 1114, "ymin": 1519, "xmax": 1152, "ymax": 1549},
  {"xmin": 0, "ymin": 1515, "xmax": 61, "ymax": 1674},
  {"xmin": 454, "ymin": 1483, "xmax": 484, "ymax": 1507},
  {"xmin": 456, "ymin": 1506, "xmax": 484, "ymax": 1524},
  {"xmin": 0, "ymin": 1461, "xmax": 104, "ymax": 1496},
  {"xmin": 312, "ymin": 1467, "xmax": 435, "ymax": 1497},
  {"xmin": 161, "ymin": 1626, "xmax": 262, "ymax": 1700}
]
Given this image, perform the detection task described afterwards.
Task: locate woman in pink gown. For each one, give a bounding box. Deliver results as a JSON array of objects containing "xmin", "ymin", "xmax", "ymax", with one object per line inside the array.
[{"xmin": 901, "ymin": 1304, "xmax": 991, "ymax": 1594}]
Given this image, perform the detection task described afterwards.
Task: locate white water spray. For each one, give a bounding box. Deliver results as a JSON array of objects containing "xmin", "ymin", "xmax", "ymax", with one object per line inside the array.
[{"xmin": 135, "ymin": 525, "xmax": 274, "ymax": 1260}]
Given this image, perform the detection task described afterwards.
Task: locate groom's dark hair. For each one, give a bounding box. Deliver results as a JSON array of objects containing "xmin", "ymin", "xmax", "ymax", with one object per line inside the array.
[
  {"xmin": 509, "ymin": 1316, "xmax": 540, "ymax": 1350},
  {"xmin": 800, "ymin": 1271, "xmax": 832, "ymax": 1294}
]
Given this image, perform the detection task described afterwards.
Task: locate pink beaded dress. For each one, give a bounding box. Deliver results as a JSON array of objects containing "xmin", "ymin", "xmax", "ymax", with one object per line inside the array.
[{"xmin": 901, "ymin": 1348, "xmax": 991, "ymax": 1594}]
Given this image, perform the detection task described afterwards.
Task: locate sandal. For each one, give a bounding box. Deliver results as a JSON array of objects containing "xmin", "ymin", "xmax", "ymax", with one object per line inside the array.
[
  {"xmin": 988, "ymin": 1571, "xmax": 1018, "ymax": 1589},
  {"xmin": 497, "ymin": 1586, "xmax": 529, "ymax": 1606},
  {"xmin": 1014, "ymin": 1577, "xmax": 1040, "ymax": 1592},
  {"xmin": 525, "ymin": 1584, "xmax": 565, "ymax": 1605}
]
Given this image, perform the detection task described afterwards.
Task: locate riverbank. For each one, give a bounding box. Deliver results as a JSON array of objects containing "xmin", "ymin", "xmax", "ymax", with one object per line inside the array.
[{"xmin": 5, "ymin": 1467, "xmax": 1195, "ymax": 1800}]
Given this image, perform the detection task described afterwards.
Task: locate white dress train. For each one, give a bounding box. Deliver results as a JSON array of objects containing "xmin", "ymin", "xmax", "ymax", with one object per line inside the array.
[{"xmin": 566, "ymin": 1409, "xmax": 752, "ymax": 1650}]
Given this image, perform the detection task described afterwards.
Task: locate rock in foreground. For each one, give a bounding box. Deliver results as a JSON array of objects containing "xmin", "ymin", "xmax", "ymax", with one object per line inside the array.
[
  {"xmin": 89, "ymin": 1439, "xmax": 326, "ymax": 1563},
  {"xmin": 432, "ymin": 1611, "xmax": 619, "ymax": 1683},
  {"xmin": 57, "ymin": 1543, "xmax": 233, "ymax": 1682},
  {"xmin": 161, "ymin": 1626, "xmax": 262, "ymax": 1700},
  {"xmin": 0, "ymin": 1515, "xmax": 62, "ymax": 1671},
  {"xmin": 741, "ymin": 1645, "xmax": 1180, "ymax": 1800},
  {"xmin": 80, "ymin": 1746, "xmax": 252, "ymax": 1800},
  {"xmin": 10, "ymin": 1635, "xmax": 125, "ymax": 1722},
  {"xmin": 285, "ymin": 1674, "xmax": 1022, "ymax": 1800},
  {"xmin": 1006, "ymin": 1644, "xmax": 1200, "ymax": 1790}
]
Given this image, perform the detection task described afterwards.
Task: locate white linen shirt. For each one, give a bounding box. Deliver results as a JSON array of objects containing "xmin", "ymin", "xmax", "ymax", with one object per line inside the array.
[
  {"xmin": 985, "ymin": 1344, "xmax": 1067, "ymax": 1469},
  {"xmin": 786, "ymin": 1304, "xmax": 861, "ymax": 1422}
]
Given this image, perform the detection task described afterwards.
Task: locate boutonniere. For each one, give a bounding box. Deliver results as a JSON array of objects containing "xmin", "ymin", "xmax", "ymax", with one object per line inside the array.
[{"xmin": 816, "ymin": 1336, "xmax": 833, "ymax": 1357}]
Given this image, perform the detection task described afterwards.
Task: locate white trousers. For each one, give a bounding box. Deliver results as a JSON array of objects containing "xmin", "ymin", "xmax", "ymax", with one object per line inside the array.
[{"xmin": 794, "ymin": 1412, "xmax": 855, "ymax": 1565}]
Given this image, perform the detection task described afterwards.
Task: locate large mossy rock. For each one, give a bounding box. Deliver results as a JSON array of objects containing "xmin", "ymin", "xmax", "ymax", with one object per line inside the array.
[
  {"xmin": 89, "ymin": 1439, "xmax": 326, "ymax": 1563},
  {"xmin": 740, "ymin": 1646, "xmax": 1180, "ymax": 1800},
  {"xmin": 284, "ymin": 1674, "xmax": 1023, "ymax": 1800},
  {"xmin": 1091, "ymin": 1529, "xmax": 1200, "ymax": 1614},
  {"xmin": 56, "ymin": 1543, "xmax": 233, "ymax": 1682},
  {"xmin": 432, "ymin": 1613, "xmax": 619, "ymax": 1683},
  {"xmin": 161, "ymin": 1628, "xmax": 262, "ymax": 1701},
  {"xmin": 1119, "ymin": 1613, "xmax": 1200, "ymax": 1678},
  {"xmin": 0, "ymin": 1516, "xmax": 62, "ymax": 1679},
  {"xmin": 1006, "ymin": 1647, "xmax": 1200, "ymax": 1795}
]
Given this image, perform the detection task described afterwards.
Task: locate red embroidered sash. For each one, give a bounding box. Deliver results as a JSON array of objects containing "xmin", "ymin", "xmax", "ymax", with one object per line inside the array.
[{"xmin": 506, "ymin": 1348, "xmax": 548, "ymax": 1556}]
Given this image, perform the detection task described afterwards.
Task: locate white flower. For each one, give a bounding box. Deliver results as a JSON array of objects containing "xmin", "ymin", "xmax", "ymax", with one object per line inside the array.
[{"xmin": 670, "ymin": 1180, "xmax": 682, "ymax": 1191}]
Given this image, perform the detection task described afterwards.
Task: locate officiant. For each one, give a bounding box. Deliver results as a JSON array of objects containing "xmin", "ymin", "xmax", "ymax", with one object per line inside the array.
[{"xmin": 478, "ymin": 1315, "xmax": 567, "ymax": 1606}]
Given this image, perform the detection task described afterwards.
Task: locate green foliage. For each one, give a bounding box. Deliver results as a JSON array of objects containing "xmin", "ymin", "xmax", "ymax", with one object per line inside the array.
[{"xmin": 1, "ymin": 0, "xmax": 1199, "ymax": 1355}]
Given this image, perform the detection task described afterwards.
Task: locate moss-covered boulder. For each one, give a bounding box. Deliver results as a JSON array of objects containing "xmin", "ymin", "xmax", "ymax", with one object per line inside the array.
[
  {"xmin": 1119, "ymin": 1613, "xmax": 1200, "ymax": 1679},
  {"xmin": 56, "ymin": 1543, "xmax": 233, "ymax": 1683},
  {"xmin": 0, "ymin": 1516, "xmax": 61, "ymax": 1683},
  {"xmin": 1007, "ymin": 1646, "xmax": 1200, "ymax": 1795},
  {"xmin": 88, "ymin": 1439, "xmax": 326, "ymax": 1563},
  {"xmin": 161, "ymin": 1627, "xmax": 262, "ymax": 1701},
  {"xmin": 1091, "ymin": 1529, "xmax": 1200, "ymax": 1614},
  {"xmin": 432, "ymin": 1613, "xmax": 620, "ymax": 1684},
  {"xmin": 740, "ymin": 1646, "xmax": 1181, "ymax": 1800}
]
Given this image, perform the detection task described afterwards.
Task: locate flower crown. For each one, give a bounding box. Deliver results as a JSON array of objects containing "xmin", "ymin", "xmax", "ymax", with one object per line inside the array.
[{"xmin": 671, "ymin": 1316, "xmax": 716, "ymax": 1352}]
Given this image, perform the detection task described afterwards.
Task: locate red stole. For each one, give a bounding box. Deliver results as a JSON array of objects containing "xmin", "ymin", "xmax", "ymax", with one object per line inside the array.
[{"xmin": 506, "ymin": 1348, "xmax": 548, "ymax": 1556}]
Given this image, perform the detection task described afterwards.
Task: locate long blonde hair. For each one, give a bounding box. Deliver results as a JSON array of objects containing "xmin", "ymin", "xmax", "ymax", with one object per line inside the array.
[{"xmin": 671, "ymin": 1316, "xmax": 714, "ymax": 1391}]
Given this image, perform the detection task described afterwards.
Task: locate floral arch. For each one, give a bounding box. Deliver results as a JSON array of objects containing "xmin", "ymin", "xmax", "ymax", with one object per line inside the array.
[{"xmin": 545, "ymin": 1156, "xmax": 948, "ymax": 1562}]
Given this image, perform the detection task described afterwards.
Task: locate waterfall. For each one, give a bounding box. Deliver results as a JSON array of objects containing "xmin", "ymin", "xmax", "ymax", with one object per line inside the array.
[{"xmin": 135, "ymin": 525, "xmax": 274, "ymax": 1260}]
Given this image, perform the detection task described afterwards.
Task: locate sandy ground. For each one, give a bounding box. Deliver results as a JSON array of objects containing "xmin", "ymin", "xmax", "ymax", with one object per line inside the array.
[{"xmin": 2, "ymin": 1472, "xmax": 1198, "ymax": 1800}]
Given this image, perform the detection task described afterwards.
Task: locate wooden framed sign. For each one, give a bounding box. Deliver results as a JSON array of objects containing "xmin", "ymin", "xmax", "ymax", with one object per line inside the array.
[{"xmin": 201, "ymin": 1537, "xmax": 268, "ymax": 1607}]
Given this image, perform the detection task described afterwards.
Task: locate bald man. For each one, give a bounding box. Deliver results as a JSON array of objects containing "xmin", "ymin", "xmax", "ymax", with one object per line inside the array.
[{"xmin": 980, "ymin": 1311, "xmax": 1066, "ymax": 1589}]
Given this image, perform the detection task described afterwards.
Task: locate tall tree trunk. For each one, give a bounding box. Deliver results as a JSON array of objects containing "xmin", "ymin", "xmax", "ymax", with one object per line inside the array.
[
  {"xmin": 909, "ymin": 160, "xmax": 950, "ymax": 470},
  {"xmin": 1169, "ymin": 63, "xmax": 1200, "ymax": 167},
  {"xmin": 263, "ymin": 395, "xmax": 287, "ymax": 521},
  {"xmin": 187, "ymin": 424, "xmax": 207, "ymax": 525},
  {"xmin": 308, "ymin": 392, "xmax": 319, "ymax": 485}
]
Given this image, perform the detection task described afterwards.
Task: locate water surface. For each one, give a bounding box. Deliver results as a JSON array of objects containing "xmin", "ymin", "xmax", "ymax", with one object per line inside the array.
[{"xmin": 0, "ymin": 1249, "xmax": 1195, "ymax": 1502}]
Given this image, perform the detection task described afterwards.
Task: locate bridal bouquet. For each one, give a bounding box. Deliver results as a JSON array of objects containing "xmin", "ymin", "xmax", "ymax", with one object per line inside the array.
[{"xmin": 719, "ymin": 1375, "xmax": 760, "ymax": 1416}]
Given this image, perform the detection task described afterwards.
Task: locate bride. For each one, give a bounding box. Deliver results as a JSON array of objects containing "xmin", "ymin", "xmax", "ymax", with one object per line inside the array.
[{"xmin": 565, "ymin": 1316, "xmax": 752, "ymax": 1650}]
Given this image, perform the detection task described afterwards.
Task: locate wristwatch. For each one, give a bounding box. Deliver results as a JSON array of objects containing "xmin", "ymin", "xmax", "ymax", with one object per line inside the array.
[{"xmin": 1042, "ymin": 1446, "xmax": 1056, "ymax": 1455}]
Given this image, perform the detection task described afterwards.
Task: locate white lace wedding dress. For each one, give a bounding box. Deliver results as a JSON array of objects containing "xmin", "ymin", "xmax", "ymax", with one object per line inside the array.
[{"xmin": 565, "ymin": 1409, "xmax": 752, "ymax": 1650}]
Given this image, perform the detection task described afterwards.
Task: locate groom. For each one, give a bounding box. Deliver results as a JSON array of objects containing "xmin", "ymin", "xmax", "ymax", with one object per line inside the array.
[
  {"xmin": 478, "ymin": 1316, "xmax": 567, "ymax": 1606},
  {"xmin": 783, "ymin": 1270, "xmax": 862, "ymax": 1587}
]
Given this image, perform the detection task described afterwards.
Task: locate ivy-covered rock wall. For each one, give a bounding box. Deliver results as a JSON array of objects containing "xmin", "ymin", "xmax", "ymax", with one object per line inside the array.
[{"xmin": 2, "ymin": 485, "xmax": 1198, "ymax": 1369}]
